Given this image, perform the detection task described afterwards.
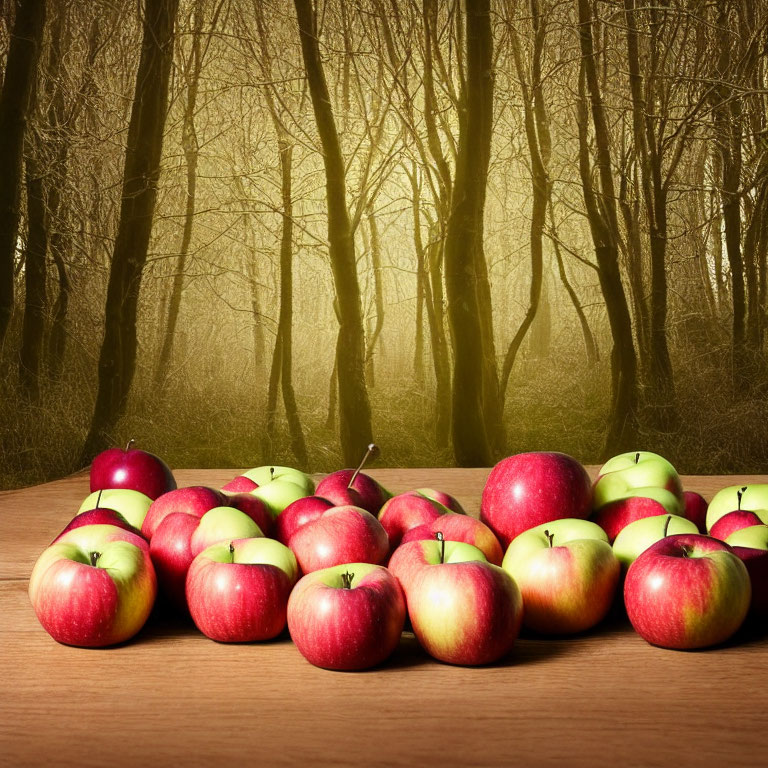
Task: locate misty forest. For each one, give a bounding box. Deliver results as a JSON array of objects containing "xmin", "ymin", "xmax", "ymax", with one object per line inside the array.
[{"xmin": 1, "ymin": 0, "xmax": 767, "ymax": 488}]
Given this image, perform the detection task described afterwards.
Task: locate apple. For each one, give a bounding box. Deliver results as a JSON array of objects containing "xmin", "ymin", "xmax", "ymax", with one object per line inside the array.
[
  {"xmin": 226, "ymin": 492, "xmax": 273, "ymax": 537},
  {"xmin": 592, "ymin": 451, "xmax": 683, "ymax": 510},
  {"xmin": 288, "ymin": 505, "xmax": 389, "ymax": 574},
  {"xmin": 407, "ymin": 559, "xmax": 523, "ymax": 665},
  {"xmin": 378, "ymin": 492, "xmax": 452, "ymax": 550},
  {"xmin": 709, "ymin": 510, "xmax": 768, "ymax": 541},
  {"xmin": 413, "ymin": 488, "xmax": 466, "ymax": 515},
  {"xmin": 89, "ymin": 439, "xmax": 176, "ymax": 501},
  {"xmin": 29, "ymin": 524, "xmax": 157, "ymax": 647},
  {"xmin": 274, "ymin": 496, "xmax": 334, "ymax": 545},
  {"xmin": 150, "ymin": 506, "xmax": 263, "ymax": 609},
  {"xmin": 186, "ymin": 537, "xmax": 298, "ymax": 642},
  {"xmin": 591, "ymin": 487, "xmax": 682, "ymax": 543},
  {"xmin": 221, "ymin": 475, "xmax": 259, "ymax": 493},
  {"xmin": 314, "ymin": 443, "xmax": 390, "ymax": 515},
  {"xmin": 141, "ymin": 486, "xmax": 226, "ymax": 540},
  {"xmin": 247, "ymin": 467, "xmax": 314, "ymax": 518},
  {"xmin": 78, "ymin": 488, "xmax": 153, "ymax": 531},
  {"xmin": 287, "ymin": 563, "xmax": 405, "ymax": 670},
  {"xmin": 55, "ymin": 506, "xmax": 143, "ymax": 542},
  {"xmin": 242, "ymin": 465, "xmax": 314, "ymax": 494},
  {"xmin": 706, "ymin": 484, "xmax": 768, "ymax": 532},
  {"xmin": 388, "ymin": 536, "xmax": 488, "ymax": 595},
  {"xmin": 612, "ymin": 514, "xmax": 698, "ymax": 570},
  {"xmin": 683, "ymin": 491, "xmax": 708, "ymax": 533},
  {"xmin": 501, "ymin": 519, "xmax": 619, "ymax": 634},
  {"xmin": 481, "ymin": 452, "xmax": 592, "ymax": 548},
  {"xmin": 726, "ymin": 525, "xmax": 768, "ymax": 550},
  {"xmin": 399, "ymin": 514, "xmax": 503, "ymax": 565},
  {"xmin": 624, "ymin": 534, "xmax": 751, "ymax": 649},
  {"xmin": 726, "ymin": 530, "xmax": 768, "ymax": 620}
]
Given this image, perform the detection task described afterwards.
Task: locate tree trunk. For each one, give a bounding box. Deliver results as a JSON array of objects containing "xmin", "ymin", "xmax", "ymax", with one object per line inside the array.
[
  {"xmin": 79, "ymin": 0, "xmax": 179, "ymax": 464},
  {"xmin": 19, "ymin": 141, "xmax": 47, "ymax": 401},
  {"xmin": 294, "ymin": 0, "xmax": 373, "ymax": 466},
  {"xmin": 624, "ymin": 0, "xmax": 675, "ymax": 411},
  {"xmin": 501, "ymin": 14, "xmax": 546, "ymax": 399},
  {"xmin": 443, "ymin": 0, "xmax": 498, "ymax": 466},
  {"xmin": 576, "ymin": 0, "xmax": 638, "ymax": 456},
  {"xmin": 0, "ymin": 0, "xmax": 47, "ymax": 352}
]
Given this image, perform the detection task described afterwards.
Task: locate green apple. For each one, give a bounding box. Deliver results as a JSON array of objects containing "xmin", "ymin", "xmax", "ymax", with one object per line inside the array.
[
  {"xmin": 503, "ymin": 519, "xmax": 609, "ymax": 567},
  {"xmin": 706, "ymin": 484, "xmax": 768, "ymax": 532},
  {"xmin": 242, "ymin": 465, "xmax": 315, "ymax": 495},
  {"xmin": 726, "ymin": 525, "xmax": 768, "ymax": 550},
  {"xmin": 613, "ymin": 514, "xmax": 698, "ymax": 569},
  {"xmin": 593, "ymin": 451, "xmax": 683, "ymax": 510},
  {"xmin": 77, "ymin": 489, "xmax": 153, "ymax": 530},
  {"xmin": 190, "ymin": 506, "xmax": 264, "ymax": 557},
  {"xmin": 243, "ymin": 465, "xmax": 314, "ymax": 518}
]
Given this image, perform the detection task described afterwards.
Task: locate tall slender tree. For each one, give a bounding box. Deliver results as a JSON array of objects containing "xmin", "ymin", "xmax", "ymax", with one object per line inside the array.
[
  {"xmin": 0, "ymin": 0, "xmax": 47, "ymax": 353},
  {"xmin": 294, "ymin": 0, "xmax": 373, "ymax": 465},
  {"xmin": 79, "ymin": 0, "xmax": 179, "ymax": 463},
  {"xmin": 443, "ymin": 0, "xmax": 500, "ymax": 466}
]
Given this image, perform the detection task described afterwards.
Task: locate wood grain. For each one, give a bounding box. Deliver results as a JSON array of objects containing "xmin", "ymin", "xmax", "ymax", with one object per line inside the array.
[{"xmin": 2, "ymin": 468, "xmax": 767, "ymax": 768}]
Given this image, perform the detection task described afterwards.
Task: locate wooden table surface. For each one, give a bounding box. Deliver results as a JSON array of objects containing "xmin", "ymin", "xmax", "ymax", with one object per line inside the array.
[{"xmin": 1, "ymin": 467, "xmax": 767, "ymax": 768}]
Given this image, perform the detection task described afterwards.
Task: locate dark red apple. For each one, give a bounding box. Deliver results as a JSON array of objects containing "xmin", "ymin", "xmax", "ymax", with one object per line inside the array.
[
  {"xmin": 54, "ymin": 507, "xmax": 143, "ymax": 542},
  {"xmin": 683, "ymin": 491, "xmax": 708, "ymax": 534},
  {"xmin": 90, "ymin": 440, "xmax": 176, "ymax": 501}
]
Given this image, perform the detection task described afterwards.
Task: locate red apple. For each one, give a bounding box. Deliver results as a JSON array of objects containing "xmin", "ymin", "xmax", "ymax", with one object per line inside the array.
[
  {"xmin": 413, "ymin": 488, "xmax": 467, "ymax": 515},
  {"xmin": 150, "ymin": 506, "xmax": 263, "ymax": 609},
  {"xmin": 481, "ymin": 452, "xmax": 592, "ymax": 548},
  {"xmin": 378, "ymin": 492, "xmax": 451, "ymax": 550},
  {"xmin": 709, "ymin": 510, "xmax": 766, "ymax": 541},
  {"xmin": 407, "ymin": 560, "xmax": 523, "ymax": 666},
  {"xmin": 227, "ymin": 492, "xmax": 273, "ymax": 537},
  {"xmin": 54, "ymin": 507, "xmax": 143, "ymax": 542},
  {"xmin": 400, "ymin": 513, "xmax": 503, "ymax": 565},
  {"xmin": 186, "ymin": 538, "xmax": 298, "ymax": 642},
  {"xmin": 314, "ymin": 470, "xmax": 389, "ymax": 515},
  {"xmin": 726, "ymin": 526, "xmax": 768, "ymax": 620},
  {"xmin": 624, "ymin": 534, "xmax": 751, "ymax": 649},
  {"xmin": 221, "ymin": 476, "xmax": 259, "ymax": 493},
  {"xmin": 683, "ymin": 491, "xmax": 708, "ymax": 533},
  {"xmin": 591, "ymin": 495, "xmax": 672, "ymax": 543},
  {"xmin": 287, "ymin": 563, "xmax": 405, "ymax": 670},
  {"xmin": 274, "ymin": 496, "xmax": 334, "ymax": 545},
  {"xmin": 288, "ymin": 505, "xmax": 389, "ymax": 574},
  {"xmin": 142, "ymin": 486, "xmax": 226, "ymax": 540},
  {"xmin": 90, "ymin": 440, "xmax": 176, "ymax": 501},
  {"xmin": 29, "ymin": 524, "xmax": 156, "ymax": 647}
]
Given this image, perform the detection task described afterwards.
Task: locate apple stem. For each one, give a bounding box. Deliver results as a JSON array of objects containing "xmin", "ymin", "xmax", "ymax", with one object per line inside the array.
[
  {"xmin": 89, "ymin": 551, "xmax": 101, "ymax": 567},
  {"xmin": 738, "ymin": 487, "xmax": 746, "ymax": 510},
  {"xmin": 635, "ymin": 452, "xmax": 640, "ymax": 464},
  {"xmin": 97, "ymin": 489, "xmax": 103, "ymax": 508},
  {"xmin": 341, "ymin": 570, "xmax": 354, "ymax": 589},
  {"xmin": 125, "ymin": 438, "xmax": 135, "ymax": 452},
  {"xmin": 436, "ymin": 531, "xmax": 445, "ymax": 563},
  {"xmin": 270, "ymin": 467, "xmax": 275, "ymax": 480},
  {"xmin": 544, "ymin": 529, "xmax": 554, "ymax": 547},
  {"xmin": 348, "ymin": 443, "xmax": 379, "ymax": 489},
  {"xmin": 663, "ymin": 515, "xmax": 671, "ymax": 537}
]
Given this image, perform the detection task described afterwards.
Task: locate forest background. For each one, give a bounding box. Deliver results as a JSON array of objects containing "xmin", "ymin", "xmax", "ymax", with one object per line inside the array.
[{"xmin": 1, "ymin": 0, "xmax": 766, "ymax": 489}]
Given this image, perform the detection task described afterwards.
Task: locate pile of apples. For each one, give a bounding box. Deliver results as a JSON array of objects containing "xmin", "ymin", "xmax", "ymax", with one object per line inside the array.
[{"xmin": 29, "ymin": 444, "xmax": 767, "ymax": 669}]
